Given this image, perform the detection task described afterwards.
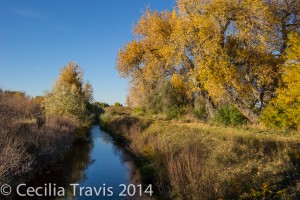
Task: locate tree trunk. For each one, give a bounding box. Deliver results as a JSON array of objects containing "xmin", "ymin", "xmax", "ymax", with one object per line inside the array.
[
  {"xmin": 201, "ymin": 90, "xmax": 216, "ymax": 118},
  {"xmin": 231, "ymin": 96, "xmax": 259, "ymax": 124}
]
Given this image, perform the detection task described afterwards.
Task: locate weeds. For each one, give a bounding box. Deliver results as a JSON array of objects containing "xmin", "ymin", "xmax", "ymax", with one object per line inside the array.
[
  {"xmin": 0, "ymin": 92, "xmax": 77, "ymax": 184},
  {"xmin": 100, "ymin": 108, "xmax": 300, "ymax": 199}
]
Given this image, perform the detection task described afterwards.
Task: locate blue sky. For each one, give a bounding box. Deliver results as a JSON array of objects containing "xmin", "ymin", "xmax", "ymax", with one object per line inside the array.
[{"xmin": 0, "ymin": 0, "xmax": 175, "ymax": 105}]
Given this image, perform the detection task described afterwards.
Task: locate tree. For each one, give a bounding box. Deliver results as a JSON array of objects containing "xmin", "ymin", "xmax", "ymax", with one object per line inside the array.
[
  {"xmin": 44, "ymin": 62, "xmax": 93, "ymax": 127},
  {"xmin": 174, "ymin": 0, "xmax": 299, "ymax": 123},
  {"xmin": 114, "ymin": 102, "xmax": 122, "ymax": 107},
  {"xmin": 117, "ymin": 0, "xmax": 300, "ymax": 123},
  {"xmin": 261, "ymin": 32, "xmax": 300, "ymax": 129},
  {"xmin": 116, "ymin": 10, "xmax": 206, "ymax": 114}
]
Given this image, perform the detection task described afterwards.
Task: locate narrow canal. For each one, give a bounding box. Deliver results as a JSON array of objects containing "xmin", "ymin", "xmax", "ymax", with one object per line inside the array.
[{"xmin": 13, "ymin": 125, "xmax": 154, "ymax": 200}]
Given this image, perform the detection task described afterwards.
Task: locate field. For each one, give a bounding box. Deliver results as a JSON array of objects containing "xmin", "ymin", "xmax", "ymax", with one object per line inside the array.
[{"xmin": 101, "ymin": 107, "xmax": 300, "ymax": 199}]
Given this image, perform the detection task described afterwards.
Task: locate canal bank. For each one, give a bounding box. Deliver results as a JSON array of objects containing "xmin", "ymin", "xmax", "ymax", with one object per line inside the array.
[{"xmin": 8, "ymin": 125, "xmax": 155, "ymax": 200}]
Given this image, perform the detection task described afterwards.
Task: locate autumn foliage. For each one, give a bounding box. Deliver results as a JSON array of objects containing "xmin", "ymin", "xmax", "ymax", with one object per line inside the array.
[
  {"xmin": 261, "ymin": 32, "xmax": 300, "ymax": 129},
  {"xmin": 44, "ymin": 62, "xmax": 94, "ymax": 127},
  {"xmin": 116, "ymin": 0, "xmax": 300, "ymax": 128}
]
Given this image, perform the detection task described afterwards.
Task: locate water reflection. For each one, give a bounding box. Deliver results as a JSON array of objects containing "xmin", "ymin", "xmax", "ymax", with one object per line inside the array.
[{"xmin": 11, "ymin": 126, "xmax": 154, "ymax": 200}]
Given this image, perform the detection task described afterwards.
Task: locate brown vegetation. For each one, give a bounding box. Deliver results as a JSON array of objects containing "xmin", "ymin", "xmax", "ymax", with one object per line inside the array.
[
  {"xmin": 0, "ymin": 91, "xmax": 77, "ymax": 184},
  {"xmin": 101, "ymin": 107, "xmax": 300, "ymax": 199}
]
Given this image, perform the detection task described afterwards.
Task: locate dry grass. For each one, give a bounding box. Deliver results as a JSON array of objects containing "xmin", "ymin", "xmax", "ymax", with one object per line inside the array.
[
  {"xmin": 0, "ymin": 92, "xmax": 77, "ymax": 184},
  {"xmin": 101, "ymin": 108, "xmax": 300, "ymax": 199}
]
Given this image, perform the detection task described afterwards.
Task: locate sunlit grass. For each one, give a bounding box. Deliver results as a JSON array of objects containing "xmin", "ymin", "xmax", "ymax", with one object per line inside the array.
[{"xmin": 101, "ymin": 107, "xmax": 300, "ymax": 199}]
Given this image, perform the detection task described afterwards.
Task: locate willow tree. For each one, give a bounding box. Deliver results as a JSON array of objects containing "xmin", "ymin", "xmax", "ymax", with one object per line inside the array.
[{"xmin": 44, "ymin": 62, "xmax": 94, "ymax": 127}]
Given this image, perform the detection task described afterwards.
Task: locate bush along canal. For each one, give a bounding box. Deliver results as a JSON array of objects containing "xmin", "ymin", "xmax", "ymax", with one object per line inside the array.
[{"xmin": 7, "ymin": 125, "xmax": 155, "ymax": 200}]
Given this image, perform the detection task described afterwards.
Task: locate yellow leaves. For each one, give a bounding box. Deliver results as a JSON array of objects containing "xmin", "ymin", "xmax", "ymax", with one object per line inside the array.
[
  {"xmin": 117, "ymin": 0, "xmax": 296, "ymax": 123},
  {"xmin": 116, "ymin": 40, "xmax": 145, "ymax": 78},
  {"xmin": 262, "ymin": 32, "xmax": 300, "ymax": 128},
  {"xmin": 171, "ymin": 74, "xmax": 185, "ymax": 90},
  {"xmin": 58, "ymin": 62, "xmax": 83, "ymax": 94}
]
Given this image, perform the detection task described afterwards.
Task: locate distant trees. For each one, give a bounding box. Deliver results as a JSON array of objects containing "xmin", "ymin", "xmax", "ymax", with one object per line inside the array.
[
  {"xmin": 94, "ymin": 102, "xmax": 110, "ymax": 108},
  {"xmin": 114, "ymin": 102, "xmax": 122, "ymax": 107},
  {"xmin": 44, "ymin": 62, "xmax": 94, "ymax": 127},
  {"xmin": 116, "ymin": 0, "xmax": 300, "ymax": 128}
]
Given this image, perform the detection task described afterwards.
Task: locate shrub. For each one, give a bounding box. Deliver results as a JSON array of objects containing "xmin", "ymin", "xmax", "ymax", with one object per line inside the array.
[
  {"xmin": 166, "ymin": 106, "xmax": 186, "ymax": 120},
  {"xmin": 94, "ymin": 102, "xmax": 110, "ymax": 108},
  {"xmin": 43, "ymin": 62, "xmax": 94, "ymax": 128},
  {"xmin": 114, "ymin": 102, "xmax": 122, "ymax": 107},
  {"xmin": 193, "ymin": 97, "xmax": 208, "ymax": 120},
  {"xmin": 0, "ymin": 92, "xmax": 76, "ymax": 184},
  {"xmin": 133, "ymin": 107, "xmax": 146, "ymax": 116},
  {"xmin": 213, "ymin": 104, "xmax": 247, "ymax": 126},
  {"xmin": 44, "ymin": 83, "xmax": 92, "ymax": 128},
  {"xmin": 99, "ymin": 113, "xmax": 112, "ymax": 128}
]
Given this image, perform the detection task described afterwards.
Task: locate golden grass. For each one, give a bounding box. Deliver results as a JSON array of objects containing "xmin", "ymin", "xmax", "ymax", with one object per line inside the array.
[{"xmin": 101, "ymin": 108, "xmax": 300, "ymax": 199}]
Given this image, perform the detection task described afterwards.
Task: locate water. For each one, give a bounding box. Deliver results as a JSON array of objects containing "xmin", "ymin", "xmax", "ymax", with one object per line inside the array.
[
  {"xmin": 13, "ymin": 126, "xmax": 154, "ymax": 200},
  {"xmin": 74, "ymin": 126, "xmax": 140, "ymax": 199}
]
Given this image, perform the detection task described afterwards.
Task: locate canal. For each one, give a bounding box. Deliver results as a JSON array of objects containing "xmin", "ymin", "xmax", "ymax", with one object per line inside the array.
[{"xmin": 13, "ymin": 125, "xmax": 154, "ymax": 200}]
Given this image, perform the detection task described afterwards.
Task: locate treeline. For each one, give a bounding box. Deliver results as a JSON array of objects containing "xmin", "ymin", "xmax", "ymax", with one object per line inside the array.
[
  {"xmin": 0, "ymin": 62, "xmax": 96, "ymax": 184},
  {"xmin": 116, "ymin": 0, "xmax": 300, "ymax": 129}
]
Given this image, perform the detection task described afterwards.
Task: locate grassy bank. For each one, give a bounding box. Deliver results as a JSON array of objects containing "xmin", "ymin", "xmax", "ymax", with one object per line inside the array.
[
  {"xmin": 0, "ymin": 92, "xmax": 78, "ymax": 185},
  {"xmin": 100, "ymin": 107, "xmax": 300, "ymax": 200}
]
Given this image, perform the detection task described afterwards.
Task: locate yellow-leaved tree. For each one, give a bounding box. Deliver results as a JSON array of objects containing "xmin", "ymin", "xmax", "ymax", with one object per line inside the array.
[
  {"xmin": 117, "ymin": 0, "xmax": 299, "ymax": 123},
  {"xmin": 44, "ymin": 62, "xmax": 94, "ymax": 127},
  {"xmin": 261, "ymin": 32, "xmax": 300, "ymax": 128}
]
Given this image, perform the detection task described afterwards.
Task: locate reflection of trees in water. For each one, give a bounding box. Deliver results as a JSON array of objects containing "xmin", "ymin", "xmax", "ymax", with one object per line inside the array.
[
  {"xmin": 106, "ymin": 132, "xmax": 155, "ymax": 200},
  {"xmin": 100, "ymin": 133, "xmax": 111, "ymax": 144},
  {"xmin": 13, "ymin": 135, "xmax": 93, "ymax": 200},
  {"xmin": 10, "ymin": 127, "xmax": 155, "ymax": 200}
]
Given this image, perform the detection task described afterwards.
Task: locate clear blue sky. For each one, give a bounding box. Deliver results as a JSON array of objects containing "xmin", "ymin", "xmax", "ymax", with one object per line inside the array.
[{"xmin": 0, "ymin": 0, "xmax": 175, "ymax": 105}]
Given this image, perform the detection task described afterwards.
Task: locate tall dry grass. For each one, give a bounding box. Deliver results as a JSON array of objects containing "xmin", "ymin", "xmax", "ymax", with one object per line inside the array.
[
  {"xmin": 100, "ymin": 107, "xmax": 300, "ymax": 199},
  {"xmin": 0, "ymin": 92, "xmax": 77, "ymax": 184}
]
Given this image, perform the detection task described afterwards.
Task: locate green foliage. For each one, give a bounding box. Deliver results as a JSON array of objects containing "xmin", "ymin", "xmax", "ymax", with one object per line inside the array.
[
  {"xmin": 240, "ymin": 182, "xmax": 288, "ymax": 200},
  {"xmin": 144, "ymin": 79, "xmax": 192, "ymax": 115},
  {"xmin": 166, "ymin": 106, "xmax": 186, "ymax": 120},
  {"xmin": 44, "ymin": 84, "xmax": 92, "ymax": 127},
  {"xmin": 87, "ymin": 102, "xmax": 104, "ymax": 123},
  {"xmin": 193, "ymin": 97, "xmax": 208, "ymax": 120},
  {"xmin": 44, "ymin": 62, "xmax": 94, "ymax": 128},
  {"xmin": 3, "ymin": 90, "xmax": 26, "ymax": 97},
  {"xmin": 213, "ymin": 105, "xmax": 247, "ymax": 126},
  {"xmin": 99, "ymin": 113, "xmax": 112, "ymax": 128},
  {"xmin": 133, "ymin": 107, "xmax": 146, "ymax": 116},
  {"xmin": 94, "ymin": 102, "xmax": 110, "ymax": 108},
  {"xmin": 114, "ymin": 102, "xmax": 122, "ymax": 107}
]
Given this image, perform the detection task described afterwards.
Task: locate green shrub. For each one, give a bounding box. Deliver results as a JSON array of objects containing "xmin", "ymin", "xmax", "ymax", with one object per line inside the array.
[
  {"xmin": 193, "ymin": 98, "xmax": 208, "ymax": 120},
  {"xmin": 167, "ymin": 106, "xmax": 186, "ymax": 120},
  {"xmin": 133, "ymin": 107, "xmax": 146, "ymax": 116},
  {"xmin": 213, "ymin": 104, "xmax": 247, "ymax": 126},
  {"xmin": 94, "ymin": 102, "xmax": 110, "ymax": 108},
  {"xmin": 114, "ymin": 102, "xmax": 122, "ymax": 107},
  {"xmin": 99, "ymin": 113, "xmax": 111, "ymax": 128}
]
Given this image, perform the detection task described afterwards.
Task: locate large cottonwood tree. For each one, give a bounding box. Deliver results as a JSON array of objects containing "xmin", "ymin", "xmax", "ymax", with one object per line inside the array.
[{"xmin": 116, "ymin": 0, "xmax": 300, "ymax": 123}]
